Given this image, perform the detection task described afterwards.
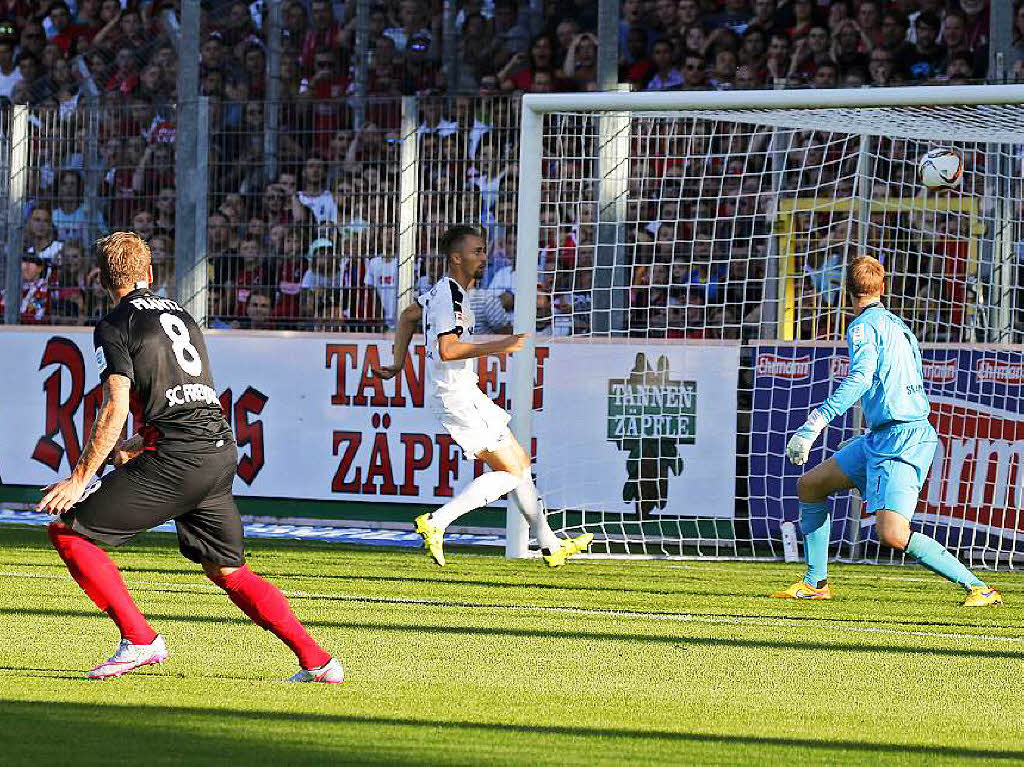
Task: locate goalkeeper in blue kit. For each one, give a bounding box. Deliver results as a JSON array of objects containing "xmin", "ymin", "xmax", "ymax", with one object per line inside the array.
[{"xmin": 772, "ymin": 256, "xmax": 1002, "ymax": 606}]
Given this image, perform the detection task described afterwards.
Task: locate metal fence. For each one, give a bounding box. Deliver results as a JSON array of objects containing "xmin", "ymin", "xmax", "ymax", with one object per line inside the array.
[{"xmin": 2, "ymin": 92, "xmax": 1022, "ymax": 347}]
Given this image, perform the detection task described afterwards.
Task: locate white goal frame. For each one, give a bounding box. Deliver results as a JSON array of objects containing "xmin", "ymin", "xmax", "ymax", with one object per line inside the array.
[{"xmin": 507, "ymin": 84, "xmax": 1024, "ymax": 559}]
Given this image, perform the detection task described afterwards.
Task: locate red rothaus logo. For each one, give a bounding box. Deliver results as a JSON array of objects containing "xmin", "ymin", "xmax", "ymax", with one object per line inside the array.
[
  {"xmin": 976, "ymin": 359, "xmax": 1024, "ymax": 384},
  {"xmin": 920, "ymin": 402, "xmax": 1024, "ymax": 533},
  {"xmin": 756, "ymin": 354, "xmax": 811, "ymax": 379}
]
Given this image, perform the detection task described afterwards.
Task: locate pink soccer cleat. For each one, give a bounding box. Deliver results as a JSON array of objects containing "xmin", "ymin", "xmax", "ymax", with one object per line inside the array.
[
  {"xmin": 287, "ymin": 657, "xmax": 345, "ymax": 683},
  {"xmin": 87, "ymin": 635, "xmax": 168, "ymax": 680}
]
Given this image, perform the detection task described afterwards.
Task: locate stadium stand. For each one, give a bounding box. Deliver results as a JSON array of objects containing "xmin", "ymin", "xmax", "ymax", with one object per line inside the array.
[{"xmin": 0, "ymin": 0, "xmax": 1012, "ymax": 341}]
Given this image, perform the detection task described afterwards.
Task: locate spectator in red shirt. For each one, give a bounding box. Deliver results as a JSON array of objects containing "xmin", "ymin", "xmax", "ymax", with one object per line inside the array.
[
  {"xmin": 49, "ymin": 1, "xmax": 93, "ymax": 54},
  {"xmin": 748, "ymin": 0, "xmax": 779, "ymax": 36},
  {"xmin": 789, "ymin": 25, "xmax": 830, "ymax": 82},
  {"xmin": 879, "ymin": 10, "xmax": 908, "ymax": 53},
  {"xmin": 960, "ymin": 0, "xmax": 989, "ymax": 52},
  {"xmin": 620, "ymin": 26, "xmax": 654, "ymax": 86},
  {"xmin": 300, "ymin": 0, "xmax": 343, "ymax": 75},
  {"xmin": 787, "ymin": 0, "xmax": 814, "ymax": 40},
  {"xmin": 233, "ymin": 237, "xmax": 269, "ymax": 317},
  {"xmin": 104, "ymin": 46, "xmax": 139, "ymax": 95},
  {"xmin": 856, "ymin": 1, "xmax": 883, "ymax": 47},
  {"xmin": 499, "ymin": 34, "xmax": 557, "ymax": 91},
  {"xmin": 6, "ymin": 254, "xmax": 53, "ymax": 324},
  {"xmin": 218, "ymin": 1, "xmax": 259, "ymax": 50},
  {"xmin": 273, "ymin": 227, "xmax": 307, "ymax": 322}
]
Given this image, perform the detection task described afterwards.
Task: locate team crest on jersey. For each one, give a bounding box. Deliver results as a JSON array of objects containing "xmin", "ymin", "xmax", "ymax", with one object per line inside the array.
[
  {"xmin": 851, "ymin": 324, "xmax": 866, "ymax": 346},
  {"xmin": 95, "ymin": 347, "xmax": 107, "ymax": 373}
]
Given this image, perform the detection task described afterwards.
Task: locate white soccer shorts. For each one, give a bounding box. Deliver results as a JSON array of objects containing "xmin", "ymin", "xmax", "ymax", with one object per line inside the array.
[{"xmin": 431, "ymin": 385, "xmax": 513, "ymax": 459}]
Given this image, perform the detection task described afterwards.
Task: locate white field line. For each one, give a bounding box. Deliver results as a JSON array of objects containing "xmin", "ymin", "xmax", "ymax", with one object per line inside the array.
[
  {"xmin": 578, "ymin": 560, "xmax": 1011, "ymax": 586},
  {"xmin": 658, "ymin": 562, "xmax": 936, "ymax": 584},
  {"xmin": 1, "ymin": 570, "xmax": 1020, "ymax": 645}
]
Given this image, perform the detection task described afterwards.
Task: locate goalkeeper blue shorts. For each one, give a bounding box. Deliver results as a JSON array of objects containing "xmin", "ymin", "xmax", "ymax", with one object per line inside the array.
[{"xmin": 834, "ymin": 419, "xmax": 938, "ymax": 520}]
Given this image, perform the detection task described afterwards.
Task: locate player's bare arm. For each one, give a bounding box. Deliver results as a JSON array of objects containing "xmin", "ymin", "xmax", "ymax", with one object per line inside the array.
[
  {"xmin": 112, "ymin": 434, "xmax": 145, "ymax": 467},
  {"xmin": 438, "ymin": 331, "xmax": 528, "ymax": 362},
  {"xmin": 372, "ymin": 301, "xmax": 422, "ymax": 380},
  {"xmin": 38, "ymin": 373, "xmax": 131, "ymax": 514}
]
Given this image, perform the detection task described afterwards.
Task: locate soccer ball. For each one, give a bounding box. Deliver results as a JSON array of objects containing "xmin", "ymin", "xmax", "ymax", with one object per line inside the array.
[{"xmin": 918, "ymin": 148, "xmax": 963, "ymax": 190}]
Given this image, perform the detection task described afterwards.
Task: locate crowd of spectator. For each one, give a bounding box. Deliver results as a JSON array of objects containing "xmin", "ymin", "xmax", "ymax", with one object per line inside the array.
[{"xmin": 0, "ymin": 0, "xmax": 1015, "ymax": 343}]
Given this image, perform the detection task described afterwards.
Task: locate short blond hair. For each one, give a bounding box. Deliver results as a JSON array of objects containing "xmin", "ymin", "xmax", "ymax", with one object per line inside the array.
[
  {"xmin": 847, "ymin": 255, "xmax": 885, "ymax": 298},
  {"xmin": 96, "ymin": 231, "xmax": 151, "ymax": 290}
]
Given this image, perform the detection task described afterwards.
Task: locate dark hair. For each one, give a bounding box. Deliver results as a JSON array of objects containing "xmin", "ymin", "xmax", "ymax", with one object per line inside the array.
[
  {"xmin": 58, "ymin": 169, "xmax": 83, "ymax": 193},
  {"xmin": 439, "ymin": 225, "xmax": 480, "ymax": 258},
  {"xmin": 916, "ymin": 11, "xmax": 940, "ymax": 31},
  {"xmin": 882, "ymin": 11, "xmax": 907, "ymax": 28},
  {"xmin": 949, "ymin": 50, "xmax": 974, "ymax": 70},
  {"xmin": 943, "ymin": 9, "xmax": 965, "ymax": 25}
]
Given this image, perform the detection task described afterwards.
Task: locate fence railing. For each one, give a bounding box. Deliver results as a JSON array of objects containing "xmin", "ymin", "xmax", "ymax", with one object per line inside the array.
[{"xmin": 1, "ymin": 93, "xmax": 1021, "ymax": 347}]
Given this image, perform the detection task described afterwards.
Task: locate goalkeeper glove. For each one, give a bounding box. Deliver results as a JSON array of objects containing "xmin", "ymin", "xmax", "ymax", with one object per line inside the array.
[{"xmin": 786, "ymin": 410, "xmax": 828, "ymax": 466}]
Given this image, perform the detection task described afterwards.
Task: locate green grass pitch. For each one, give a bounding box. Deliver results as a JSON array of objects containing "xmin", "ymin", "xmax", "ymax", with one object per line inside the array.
[{"xmin": 1, "ymin": 524, "xmax": 1023, "ymax": 766}]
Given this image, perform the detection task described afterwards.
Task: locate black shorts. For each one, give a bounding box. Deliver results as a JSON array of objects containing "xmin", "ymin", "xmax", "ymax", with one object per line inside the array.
[{"xmin": 62, "ymin": 445, "xmax": 245, "ymax": 567}]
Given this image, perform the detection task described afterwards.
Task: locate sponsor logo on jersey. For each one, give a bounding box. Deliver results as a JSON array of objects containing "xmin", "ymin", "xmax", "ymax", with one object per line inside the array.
[
  {"xmin": 165, "ymin": 383, "xmax": 219, "ymax": 407},
  {"xmin": 95, "ymin": 346, "xmax": 107, "ymax": 373},
  {"xmin": 975, "ymin": 359, "xmax": 1024, "ymax": 385},
  {"xmin": 757, "ymin": 354, "xmax": 811, "ymax": 379},
  {"xmin": 607, "ymin": 353, "xmax": 692, "ymax": 517},
  {"xmin": 850, "ymin": 323, "xmax": 866, "ymax": 345}
]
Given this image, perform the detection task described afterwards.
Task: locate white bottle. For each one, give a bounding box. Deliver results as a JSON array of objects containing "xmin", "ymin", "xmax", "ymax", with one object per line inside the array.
[{"xmin": 780, "ymin": 520, "xmax": 800, "ymax": 563}]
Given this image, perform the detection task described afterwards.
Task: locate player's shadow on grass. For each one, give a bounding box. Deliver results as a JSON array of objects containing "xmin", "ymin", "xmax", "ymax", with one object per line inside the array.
[
  {"xmin": 0, "ymin": 700, "xmax": 1022, "ymax": 764},
  {"xmin": 7, "ymin": 607, "xmax": 1024, "ymax": 661}
]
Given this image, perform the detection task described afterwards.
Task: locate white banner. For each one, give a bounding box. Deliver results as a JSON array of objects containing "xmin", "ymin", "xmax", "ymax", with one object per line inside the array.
[
  {"xmin": 0, "ymin": 329, "xmax": 738, "ymax": 518},
  {"xmin": 537, "ymin": 342, "xmax": 739, "ymax": 518}
]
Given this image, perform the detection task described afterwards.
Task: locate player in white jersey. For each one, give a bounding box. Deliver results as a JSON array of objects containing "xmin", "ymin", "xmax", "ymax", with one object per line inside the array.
[{"xmin": 373, "ymin": 225, "xmax": 592, "ymax": 567}]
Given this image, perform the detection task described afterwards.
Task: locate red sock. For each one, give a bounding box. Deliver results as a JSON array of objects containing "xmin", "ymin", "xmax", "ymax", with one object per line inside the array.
[
  {"xmin": 210, "ymin": 565, "xmax": 331, "ymax": 670},
  {"xmin": 48, "ymin": 523, "xmax": 158, "ymax": 645}
]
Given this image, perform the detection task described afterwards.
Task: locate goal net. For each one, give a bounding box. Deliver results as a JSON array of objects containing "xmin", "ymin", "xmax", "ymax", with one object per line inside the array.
[{"xmin": 510, "ymin": 87, "xmax": 1024, "ymax": 568}]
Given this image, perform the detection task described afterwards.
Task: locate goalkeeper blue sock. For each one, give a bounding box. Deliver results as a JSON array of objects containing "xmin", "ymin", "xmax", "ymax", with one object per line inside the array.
[
  {"xmin": 906, "ymin": 532, "xmax": 985, "ymax": 590},
  {"xmin": 799, "ymin": 502, "xmax": 829, "ymax": 586}
]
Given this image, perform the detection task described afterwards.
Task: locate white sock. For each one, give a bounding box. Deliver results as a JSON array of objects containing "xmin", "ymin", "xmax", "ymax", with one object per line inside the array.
[
  {"xmin": 512, "ymin": 476, "xmax": 560, "ymax": 553},
  {"xmin": 430, "ymin": 470, "xmax": 521, "ymax": 529}
]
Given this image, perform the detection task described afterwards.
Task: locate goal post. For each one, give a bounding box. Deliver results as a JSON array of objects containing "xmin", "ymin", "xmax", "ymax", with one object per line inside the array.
[{"xmin": 509, "ymin": 85, "xmax": 1024, "ymax": 565}]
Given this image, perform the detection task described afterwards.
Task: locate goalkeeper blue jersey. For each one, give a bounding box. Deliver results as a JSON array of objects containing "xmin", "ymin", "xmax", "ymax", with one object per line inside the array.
[{"xmin": 816, "ymin": 303, "xmax": 930, "ymax": 430}]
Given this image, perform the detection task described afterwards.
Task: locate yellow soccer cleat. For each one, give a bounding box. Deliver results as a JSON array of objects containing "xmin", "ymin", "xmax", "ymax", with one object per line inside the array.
[
  {"xmin": 962, "ymin": 586, "xmax": 1003, "ymax": 607},
  {"xmin": 770, "ymin": 580, "xmax": 833, "ymax": 600},
  {"xmin": 543, "ymin": 533, "xmax": 594, "ymax": 568},
  {"xmin": 414, "ymin": 513, "xmax": 446, "ymax": 567}
]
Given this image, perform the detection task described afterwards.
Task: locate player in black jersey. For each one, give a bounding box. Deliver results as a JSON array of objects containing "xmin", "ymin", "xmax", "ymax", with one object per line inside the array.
[{"xmin": 39, "ymin": 232, "xmax": 343, "ymax": 682}]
